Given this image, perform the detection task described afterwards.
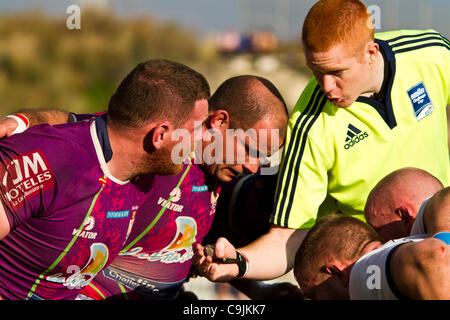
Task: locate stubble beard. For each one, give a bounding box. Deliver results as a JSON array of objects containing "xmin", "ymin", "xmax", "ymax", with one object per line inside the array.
[{"xmin": 137, "ymin": 145, "xmax": 182, "ymax": 176}]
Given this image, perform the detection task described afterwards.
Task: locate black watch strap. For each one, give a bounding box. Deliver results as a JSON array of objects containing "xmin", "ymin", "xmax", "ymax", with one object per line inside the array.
[{"xmin": 235, "ymin": 250, "xmax": 249, "ymax": 279}]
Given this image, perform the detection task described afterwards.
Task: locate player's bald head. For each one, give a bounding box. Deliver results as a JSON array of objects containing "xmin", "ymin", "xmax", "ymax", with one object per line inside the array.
[
  {"xmin": 365, "ymin": 167, "xmax": 443, "ymax": 222},
  {"xmin": 364, "ymin": 167, "xmax": 443, "ymax": 240}
]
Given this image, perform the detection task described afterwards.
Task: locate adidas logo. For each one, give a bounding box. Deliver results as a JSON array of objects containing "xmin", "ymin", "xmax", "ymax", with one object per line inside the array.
[{"xmin": 344, "ymin": 124, "xmax": 369, "ymax": 150}]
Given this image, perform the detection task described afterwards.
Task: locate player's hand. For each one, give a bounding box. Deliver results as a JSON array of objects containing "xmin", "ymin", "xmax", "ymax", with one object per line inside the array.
[
  {"xmin": 192, "ymin": 237, "xmax": 239, "ymax": 282},
  {"xmin": 0, "ymin": 117, "xmax": 19, "ymax": 138}
]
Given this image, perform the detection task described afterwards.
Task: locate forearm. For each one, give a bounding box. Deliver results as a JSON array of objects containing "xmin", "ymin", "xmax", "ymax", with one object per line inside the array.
[
  {"xmin": 0, "ymin": 109, "xmax": 73, "ymax": 139},
  {"xmin": 239, "ymin": 226, "xmax": 308, "ymax": 280},
  {"xmin": 15, "ymin": 108, "xmax": 73, "ymax": 126},
  {"xmin": 192, "ymin": 226, "xmax": 309, "ymax": 283}
]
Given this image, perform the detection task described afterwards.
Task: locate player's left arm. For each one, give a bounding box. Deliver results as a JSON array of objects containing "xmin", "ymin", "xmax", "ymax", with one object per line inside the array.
[
  {"xmin": 0, "ymin": 109, "xmax": 73, "ymax": 138},
  {"xmin": 391, "ymin": 238, "xmax": 450, "ymax": 299},
  {"xmin": 17, "ymin": 109, "xmax": 74, "ymax": 126}
]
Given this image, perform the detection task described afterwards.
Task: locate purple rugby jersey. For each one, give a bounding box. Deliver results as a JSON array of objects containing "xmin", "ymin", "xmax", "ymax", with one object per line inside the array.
[
  {"xmin": 81, "ymin": 157, "xmax": 219, "ymax": 300},
  {"xmin": 0, "ymin": 115, "xmax": 153, "ymax": 300}
]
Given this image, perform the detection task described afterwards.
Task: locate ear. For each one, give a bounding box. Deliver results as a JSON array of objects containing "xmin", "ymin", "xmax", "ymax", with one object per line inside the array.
[
  {"xmin": 366, "ymin": 41, "xmax": 379, "ymax": 64},
  {"xmin": 395, "ymin": 206, "xmax": 415, "ymax": 225},
  {"xmin": 208, "ymin": 110, "xmax": 230, "ymax": 131},
  {"xmin": 150, "ymin": 123, "xmax": 170, "ymax": 150}
]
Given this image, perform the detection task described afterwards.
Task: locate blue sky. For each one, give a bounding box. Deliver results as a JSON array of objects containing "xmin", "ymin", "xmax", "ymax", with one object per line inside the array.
[{"xmin": 1, "ymin": 0, "xmax": 448, "ymax": 39}]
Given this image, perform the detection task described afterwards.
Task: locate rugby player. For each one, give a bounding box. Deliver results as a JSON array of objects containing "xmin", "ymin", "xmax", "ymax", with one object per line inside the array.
[
  {"xmin": 294, "ymin": 207, "xmax": 450, "ymax": 300},
  {"xmin": 193, "ymin": 0, "xmax": 450, "ymax": 285},
  {"xmin": 0, "ymin": 59, "xmax": 210, "ymax": 299},
  {"xmin": 0, "ymin": 75, "xmax": 288, "ymax": 300},
  {"xmin": 364, "ymin": 167, "xmax": 444, "ymax": 241}
]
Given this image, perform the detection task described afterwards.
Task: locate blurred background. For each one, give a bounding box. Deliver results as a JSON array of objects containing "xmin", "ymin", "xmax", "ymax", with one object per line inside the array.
[
  {"xmin": 0, "ymin": 0, "xmax": 448, "ymax": 299},
  {"xmin": 0, "ymin": 0, "xmax": 448, "ymax": 117}
]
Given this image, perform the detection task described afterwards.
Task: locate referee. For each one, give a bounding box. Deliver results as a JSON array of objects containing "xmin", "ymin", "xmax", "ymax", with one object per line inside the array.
[{"xmin": 193, "ymin": 0, "xmax": 450, "ymax": 285}]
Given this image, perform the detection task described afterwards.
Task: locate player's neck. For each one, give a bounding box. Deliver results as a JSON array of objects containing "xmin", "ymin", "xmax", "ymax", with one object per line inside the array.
[
  {"xmin": 370, "ymin": 51, "xmax": 385, "ymax": 96},
  {"xmin": 362, "ymin": 240, "xmax": 383, "ymax": 255},
  {"xmin": 360, "ymin": 51, "xmax": 385, "ymax": 99},
  {"xmin": 374, "ymin": 51, "xmax": 385, "ymax": 95},
  {"xmin": 106, "ymin": 126, "xmax": 144, "ymax": 181},
  {"xmin": 106, "ymin": 153, "xmax": 137, "ymax": 182}
]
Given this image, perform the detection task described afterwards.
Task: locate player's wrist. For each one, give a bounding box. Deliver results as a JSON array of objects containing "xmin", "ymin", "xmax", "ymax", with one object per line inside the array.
[
  {"xmin": 235, "ymin": 250, "xmax": 249, "ymax": 279},
  {"xmin": 5, "ymin": 113, "xmax": 30, "ymax": 135}
]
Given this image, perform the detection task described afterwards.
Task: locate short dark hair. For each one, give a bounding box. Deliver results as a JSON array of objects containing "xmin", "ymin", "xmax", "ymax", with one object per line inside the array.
[
  {"xmin": 208, "ymin": 75, "xmax": 288, "ymax": 135},
  {"xmin": 294, "ymin": 214, "xmax": 381, "ymax": 282},
  {"xmin": 108, "ymin": 59, "xmax": 210, "ymax": 128}
]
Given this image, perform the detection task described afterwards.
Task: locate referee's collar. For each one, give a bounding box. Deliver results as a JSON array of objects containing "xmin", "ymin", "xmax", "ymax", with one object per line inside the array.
[{"xmin": 356, "ymin": 38, "xmax": 397, "ymax": 129}]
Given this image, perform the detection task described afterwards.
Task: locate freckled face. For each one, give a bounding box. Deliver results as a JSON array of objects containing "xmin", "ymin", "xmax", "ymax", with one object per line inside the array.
[{"xmin": 305, "ymin": 44, "xmax": 370, "ymax": 108}]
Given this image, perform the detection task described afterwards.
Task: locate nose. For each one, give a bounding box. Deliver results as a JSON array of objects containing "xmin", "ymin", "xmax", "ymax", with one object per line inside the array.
[{"xmin": 320, "ymin": 74, "xmax": 336, "ymax": 96}]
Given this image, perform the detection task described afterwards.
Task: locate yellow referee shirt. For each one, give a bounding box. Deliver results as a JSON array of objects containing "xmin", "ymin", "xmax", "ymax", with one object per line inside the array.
[{"xmin": 271, "ymin": 29, "xmax": 450, "ymax": 229}]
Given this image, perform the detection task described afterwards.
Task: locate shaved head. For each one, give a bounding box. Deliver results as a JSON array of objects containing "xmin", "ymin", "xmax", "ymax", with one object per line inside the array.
[
  {"xmin": 294, "ymin": 214, "xmax": 381, "ymax": 299},
  {"xmin": 364, "ymin": 167, "xmax": 443, "ymax": 240}
]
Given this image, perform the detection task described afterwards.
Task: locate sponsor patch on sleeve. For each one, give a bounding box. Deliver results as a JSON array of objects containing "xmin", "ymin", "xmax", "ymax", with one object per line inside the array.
[{"xmin": 0, "ymin": 149, "xmax": 54, "ymax": 210}]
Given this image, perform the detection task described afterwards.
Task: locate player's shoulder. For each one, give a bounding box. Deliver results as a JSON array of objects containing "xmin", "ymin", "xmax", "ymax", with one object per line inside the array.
[
  {"xmin": 23, "ymin": 120, "xmax": 91, "ymax": 144},
  {"xmin": 0, "ymin": 121, "xmax": 97, "ymax": 172},
  {"xmin": 375, "ymin": 29, "xmax": 445, "ymax": 42},
  {"xmin": 180, "ymin": 162, "xmax": 212, "ymax": 197},
  {"xmin": 396, "ymin": 237, "xmax": 446, "ymax": 262},
  {"xmin": 1, "ymin": 120, "xmax": 90, "ymax": 148},
  {"xmin": 376, "ymin": 29, "xmax": 449, "ymax": 60},
  {"xmin": 350, "ymin": 235, "xmax": 427, "ymax": 299},
  {"xmin": 355, "ymin": 235, "xmax": 425, "ymax": 267}
]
